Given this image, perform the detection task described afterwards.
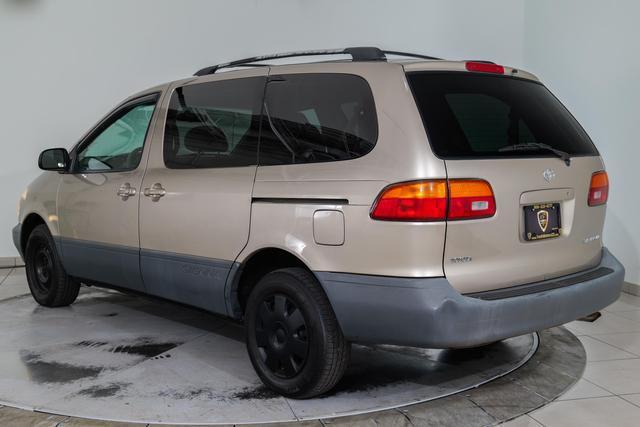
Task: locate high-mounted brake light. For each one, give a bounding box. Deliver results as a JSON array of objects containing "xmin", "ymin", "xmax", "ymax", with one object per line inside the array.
[
  {"xmin": 370, "ymin": 179, "xmax": 496, "ymax": 221},
  {"xmin": 588, "ymin": 171, "xmax": 609, "ymax": 206},
  {"xmin": 465, "ymin": 61, "xmax": 505, "ymax": 74}
]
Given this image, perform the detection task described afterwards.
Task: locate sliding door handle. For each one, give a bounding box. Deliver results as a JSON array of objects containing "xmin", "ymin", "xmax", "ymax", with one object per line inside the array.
[
  {"xmin": 117, "ymin": 183, "xmax": 137, "ymax": 201},
  {"xmin": 143, "ymin": 183, "xmax": 166, "ymax": 201}
]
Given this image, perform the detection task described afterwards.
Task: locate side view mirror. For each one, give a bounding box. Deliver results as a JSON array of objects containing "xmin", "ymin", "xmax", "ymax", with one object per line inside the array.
[{"xmin": 38, "ymin": 148, "xmax": 70, "ymax": 172}]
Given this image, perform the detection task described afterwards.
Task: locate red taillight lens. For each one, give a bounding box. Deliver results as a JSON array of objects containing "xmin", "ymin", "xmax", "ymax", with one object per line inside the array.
[
  {"xmin": 370, "ymin": 180, "xmax": 447, "ymax": 221},
  {"xmin": 448, "ymin": 180, "xmax": 496, "ymax": 220},
  {"xmin": 465, "ymin": 61, "xmax": 505, "ymax": 74},
  {"xmin": 588, "ymin": 171, "xmax": 609, "ymax": 206},
  {"xmin": 370, "ymin": 179, "xmax": 496, "ymax": 221}
]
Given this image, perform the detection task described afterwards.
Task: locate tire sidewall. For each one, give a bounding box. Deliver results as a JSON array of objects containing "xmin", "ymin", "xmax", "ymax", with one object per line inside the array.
[
  {"xmin": 25, "ymin": 225, "xmax": 65, "ymax": 306},
  {"xmin": 245, "ymin": 271, "xmax": 330, "ymax": 396}
]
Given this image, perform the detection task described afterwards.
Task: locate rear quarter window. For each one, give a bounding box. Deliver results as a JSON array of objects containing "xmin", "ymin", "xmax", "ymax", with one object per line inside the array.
[
  {"xmin": 163, "ymin": 77, "xmax": 265, "ymax": 169},
  {"xmin": 259, "ymin": 73, "xmax": 378, "ymax": 166},
  {"xmin": 407, "ymin": 72, "xmax": 598, "ymax": 159}
]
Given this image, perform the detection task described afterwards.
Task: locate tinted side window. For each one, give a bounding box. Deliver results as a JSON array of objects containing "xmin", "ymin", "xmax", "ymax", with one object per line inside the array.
[
  {"xmin": 259, "ymin": 74, "xmax": 377, "ymax": 166},
  {"xmin": 164, "ymin": 77, "xmax": 265, "ymax": 169},
  {"xmin": 77, "ymin": 100, "xmax": 157, "ymax": 172}
]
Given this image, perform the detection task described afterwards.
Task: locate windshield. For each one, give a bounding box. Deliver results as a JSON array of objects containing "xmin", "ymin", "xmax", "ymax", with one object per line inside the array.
[{"xmin": 407, "ymin": 72, "xmax": 598, "ymax": 159}]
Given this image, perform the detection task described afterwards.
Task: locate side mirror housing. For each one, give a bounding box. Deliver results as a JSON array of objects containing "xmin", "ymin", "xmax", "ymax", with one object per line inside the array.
[{"xmin": 38, "ymin": 148, "xmax": 70, "ymax": 172}]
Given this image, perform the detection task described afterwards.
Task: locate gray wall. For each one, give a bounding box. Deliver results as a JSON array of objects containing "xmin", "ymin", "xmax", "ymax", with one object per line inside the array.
[
  {"xmin": 523, "ymin": 0, "xmax": 640, "ymax": 284},
  {"xmin": 2, "ymin": 0, "xmax": 637, "ymax": 285}
]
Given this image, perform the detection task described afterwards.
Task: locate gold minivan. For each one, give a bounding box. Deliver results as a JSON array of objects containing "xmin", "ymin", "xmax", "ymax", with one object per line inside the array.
[{"xmin": 13, "ymin": 47, "xmax": 624, "ymax": 398}]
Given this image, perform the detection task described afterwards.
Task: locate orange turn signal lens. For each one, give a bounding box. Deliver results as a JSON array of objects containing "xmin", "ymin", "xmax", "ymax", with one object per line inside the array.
[{"xmin": 588, "ymin": 171, "xmax": 609, "ymax": 206}]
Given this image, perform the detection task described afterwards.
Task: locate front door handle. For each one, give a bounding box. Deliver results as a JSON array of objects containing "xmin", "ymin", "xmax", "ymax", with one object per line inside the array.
[
  {"xmin": 117, "ymin": 183, "xmax": 137, "ymax": 201},
  {"xmin": 143, "ymin": 183, "xmax": 166, "ymax": 202}
]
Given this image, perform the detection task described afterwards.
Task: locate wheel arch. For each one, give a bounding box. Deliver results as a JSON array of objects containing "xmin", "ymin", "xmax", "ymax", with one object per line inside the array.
[
  {"xmin": 20, "ymin": 213, "xmax": 48, "ymax": 255},
  {"xmin": 228, "ymin": 246, "xmax": 325, "ymax": 319}
]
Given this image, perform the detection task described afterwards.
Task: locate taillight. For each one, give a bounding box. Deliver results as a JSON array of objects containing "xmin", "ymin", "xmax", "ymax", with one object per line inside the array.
[
  {"xmin": 370, "ymin": 180, "xmax": 447, "ymax": 221},
  {"xmin": 370, "ymin": 179, "xmax": 495, "ymax": 221},
  {"xmin": 448, "ymin": 180, "xmax": 496, "ymax": 220},
  {"xmin": 465, "ymin": 61, "xmax": 505, "ymax": 74},
  {"xmin": 588, "ymin": 171, "xmax": 609, "ymax": 206}
]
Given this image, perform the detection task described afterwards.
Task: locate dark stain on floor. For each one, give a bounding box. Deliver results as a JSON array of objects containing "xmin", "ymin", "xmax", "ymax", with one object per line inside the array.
[
  {"xmin": 331, "ymin": 369, "xmax": 412, "ymax": 395},
  {"xmin": 20, "ymin": 351, "xmax": 102, "ymax": 384},
  {"xmin": 160, "ymin": 386, "xmax": 280, "ymax": 402},
  {"xmin": 111, "ymin": 341, "xmax": 178, "ymax": 357},
  {"xmin": 321, "ymin": 345, "xmax": 438, "ymax": 395},
  {"xmin": 162, "ymin": 385, "xmax": 281, "ymax": 402},
  {"xmin": 153, "ymin": 354, "xmax": 172, "ymax": 360},
  {"xmin": 436, "ymin": 345, "xmax": 497, "ymax": 365},
  {"xmin": 76, "ymin": 340, "xmax": 109, "ymax": 348},
  {"xmin": 77, "ymin": 382, "xmax": 130, "ymax": 398},
  {"xmin": 159, "ymin": 387, "xmax": 217, "ymax": 400},
  {"xmin": 75, "ymin": 338, "xmax": 181, "ymax": 358},
  {"xmin": 231, "ymin": 385, "xmax": 280, "ymax": 400},
  {"xmin": 103, "ymin": 312, "xmax": 119, "ymax": 317}
]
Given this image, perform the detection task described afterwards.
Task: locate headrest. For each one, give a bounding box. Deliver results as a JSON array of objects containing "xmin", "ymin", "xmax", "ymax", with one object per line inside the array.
[{"xmin": 184, "ymin": 126, "xmax": 228, "ymax": 153}]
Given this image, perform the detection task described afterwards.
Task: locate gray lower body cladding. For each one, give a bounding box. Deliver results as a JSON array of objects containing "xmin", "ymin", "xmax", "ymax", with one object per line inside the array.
[
  {"xmin": 315, "ymin": 247, "xmax": 624, "ymax": 348},
  {"xmin": 60, "ymin": 237, "xmax": 145, "ymax": 292},
  {"xmin": 42, "ymin": 237, "xmax": 235, "ymax": 316}
]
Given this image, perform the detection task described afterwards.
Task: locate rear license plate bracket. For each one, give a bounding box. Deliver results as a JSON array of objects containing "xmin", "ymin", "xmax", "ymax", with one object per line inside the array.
[{"xmin": 524, "ymin": 203, "xmax": 561, "ymax": 241}]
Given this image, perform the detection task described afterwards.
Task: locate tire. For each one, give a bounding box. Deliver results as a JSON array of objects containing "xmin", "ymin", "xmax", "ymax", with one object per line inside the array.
[
  {"xmin": 245, "ymin": 267, "xmax": 350, "ymax": 399},
  {"xmin": 25, "ymin": 224, "xmax": 80, "ymax": 307}
]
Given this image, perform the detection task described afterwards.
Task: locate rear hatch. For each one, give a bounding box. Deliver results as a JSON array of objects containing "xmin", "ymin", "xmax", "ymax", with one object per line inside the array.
[{"xmin": 407, "ymin": 69, "xmax": 607, "ymax": 294}]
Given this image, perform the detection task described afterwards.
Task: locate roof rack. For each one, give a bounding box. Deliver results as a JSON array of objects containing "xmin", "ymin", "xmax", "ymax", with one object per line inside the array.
[{"xmin": 194, "ymin": 47, "xmax": 441, "ymax": 76}]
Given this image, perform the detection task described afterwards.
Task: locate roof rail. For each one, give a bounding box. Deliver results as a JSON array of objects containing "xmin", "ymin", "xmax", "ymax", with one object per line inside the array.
[
  {"xmin": 382, "ymin": 50, "xmax": 442, "ymax": 61},
  {"xmin": 193, "ymin": 47, "xmax": 441, "ymax": 76}
]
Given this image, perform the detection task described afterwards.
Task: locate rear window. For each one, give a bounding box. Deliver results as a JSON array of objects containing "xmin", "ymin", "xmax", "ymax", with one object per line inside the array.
[
  {"xmin": 259, "ymin": 73, "xmax": 378, "ymax": 165},
  {"xmin": 407, "ymin": 72, "xmax": 598, "ymax": 158}
]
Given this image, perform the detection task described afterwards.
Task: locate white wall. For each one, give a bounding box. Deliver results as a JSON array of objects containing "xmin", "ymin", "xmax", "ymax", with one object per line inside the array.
[
  {"xmin": 0, "ymin": 0, "xmax": 525, "ymax": 258},
  {"xmin": 524, "ymin": 0, "xmax": 640, "ymax": 284}
]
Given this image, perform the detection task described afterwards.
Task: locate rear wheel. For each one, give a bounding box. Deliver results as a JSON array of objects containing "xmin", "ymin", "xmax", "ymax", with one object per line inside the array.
[
  {"xmin": 25, "ymin": 225, "xmax": 80, "ymax": 307},
  {"xmin": 245, "ymin": 268, "xmax": 350, "ymax": 398}
]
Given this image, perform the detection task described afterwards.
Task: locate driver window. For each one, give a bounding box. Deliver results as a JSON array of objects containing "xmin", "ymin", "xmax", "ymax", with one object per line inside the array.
[{"xmin": 77, "ymin": 101, "xmax": 157, "ymax": 172}]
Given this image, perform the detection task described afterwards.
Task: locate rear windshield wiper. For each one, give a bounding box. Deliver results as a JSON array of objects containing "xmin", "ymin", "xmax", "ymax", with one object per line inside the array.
[{"xmin": 498, "ymin": 143, "xmax": 571, "ymax": 166}]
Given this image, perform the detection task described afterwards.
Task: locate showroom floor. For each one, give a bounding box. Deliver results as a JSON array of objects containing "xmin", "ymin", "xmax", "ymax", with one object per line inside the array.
[
  {"xmin": 504, "ymin": 291, "xmax": 640, "ymax": 427},
  {"xmin": 1, "ymin": 266, "xmax": 640, "ymax": 426}
]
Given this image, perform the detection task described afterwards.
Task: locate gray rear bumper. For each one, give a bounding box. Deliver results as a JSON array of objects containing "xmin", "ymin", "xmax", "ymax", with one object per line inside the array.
[
  {"xmin": 316, "ymin": 247, "xmax": 624, "ymax": 348},
  {"xmin": 12, "ymin": 223, "xmax": 22, "ymax": 258}
]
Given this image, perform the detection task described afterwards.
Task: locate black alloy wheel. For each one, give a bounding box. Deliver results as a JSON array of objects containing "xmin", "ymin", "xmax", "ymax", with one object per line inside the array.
[
  {"xmin": 245, "ymin": 267, "xmax": 350, "ymax": 399},
  {"xmin": 255, "ymin": 293, "xmax": 309, "ymax": 378},
  {"xmin": 32, "ymin": 243, "xmax": 55, "ymax": 294},
  {"xmin": 25, "ymin": 224, "xmax": 80, "ymax": 307}
]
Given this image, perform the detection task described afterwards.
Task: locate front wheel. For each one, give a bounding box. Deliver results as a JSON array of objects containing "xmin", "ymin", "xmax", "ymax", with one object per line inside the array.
[
  {"xmin": 25, "ymin": 225, "xmax": 80, "ymax": 307},
  {"xmin": 245, "ymin": 268, "xmax": 350, "ymax": 399}
]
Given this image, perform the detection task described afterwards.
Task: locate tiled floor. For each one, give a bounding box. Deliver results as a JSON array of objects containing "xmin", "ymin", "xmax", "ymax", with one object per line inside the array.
[
  {"xmin": 0, "ymin": 267, "xmax": 11, "ymax": 284},
  {"xmin": 504, "ymin": 291, "xmax": 640, "ymax": 427},
  {"xmin": 0, "ymin": 267, "xmax": 28, "ymax": 301}
]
